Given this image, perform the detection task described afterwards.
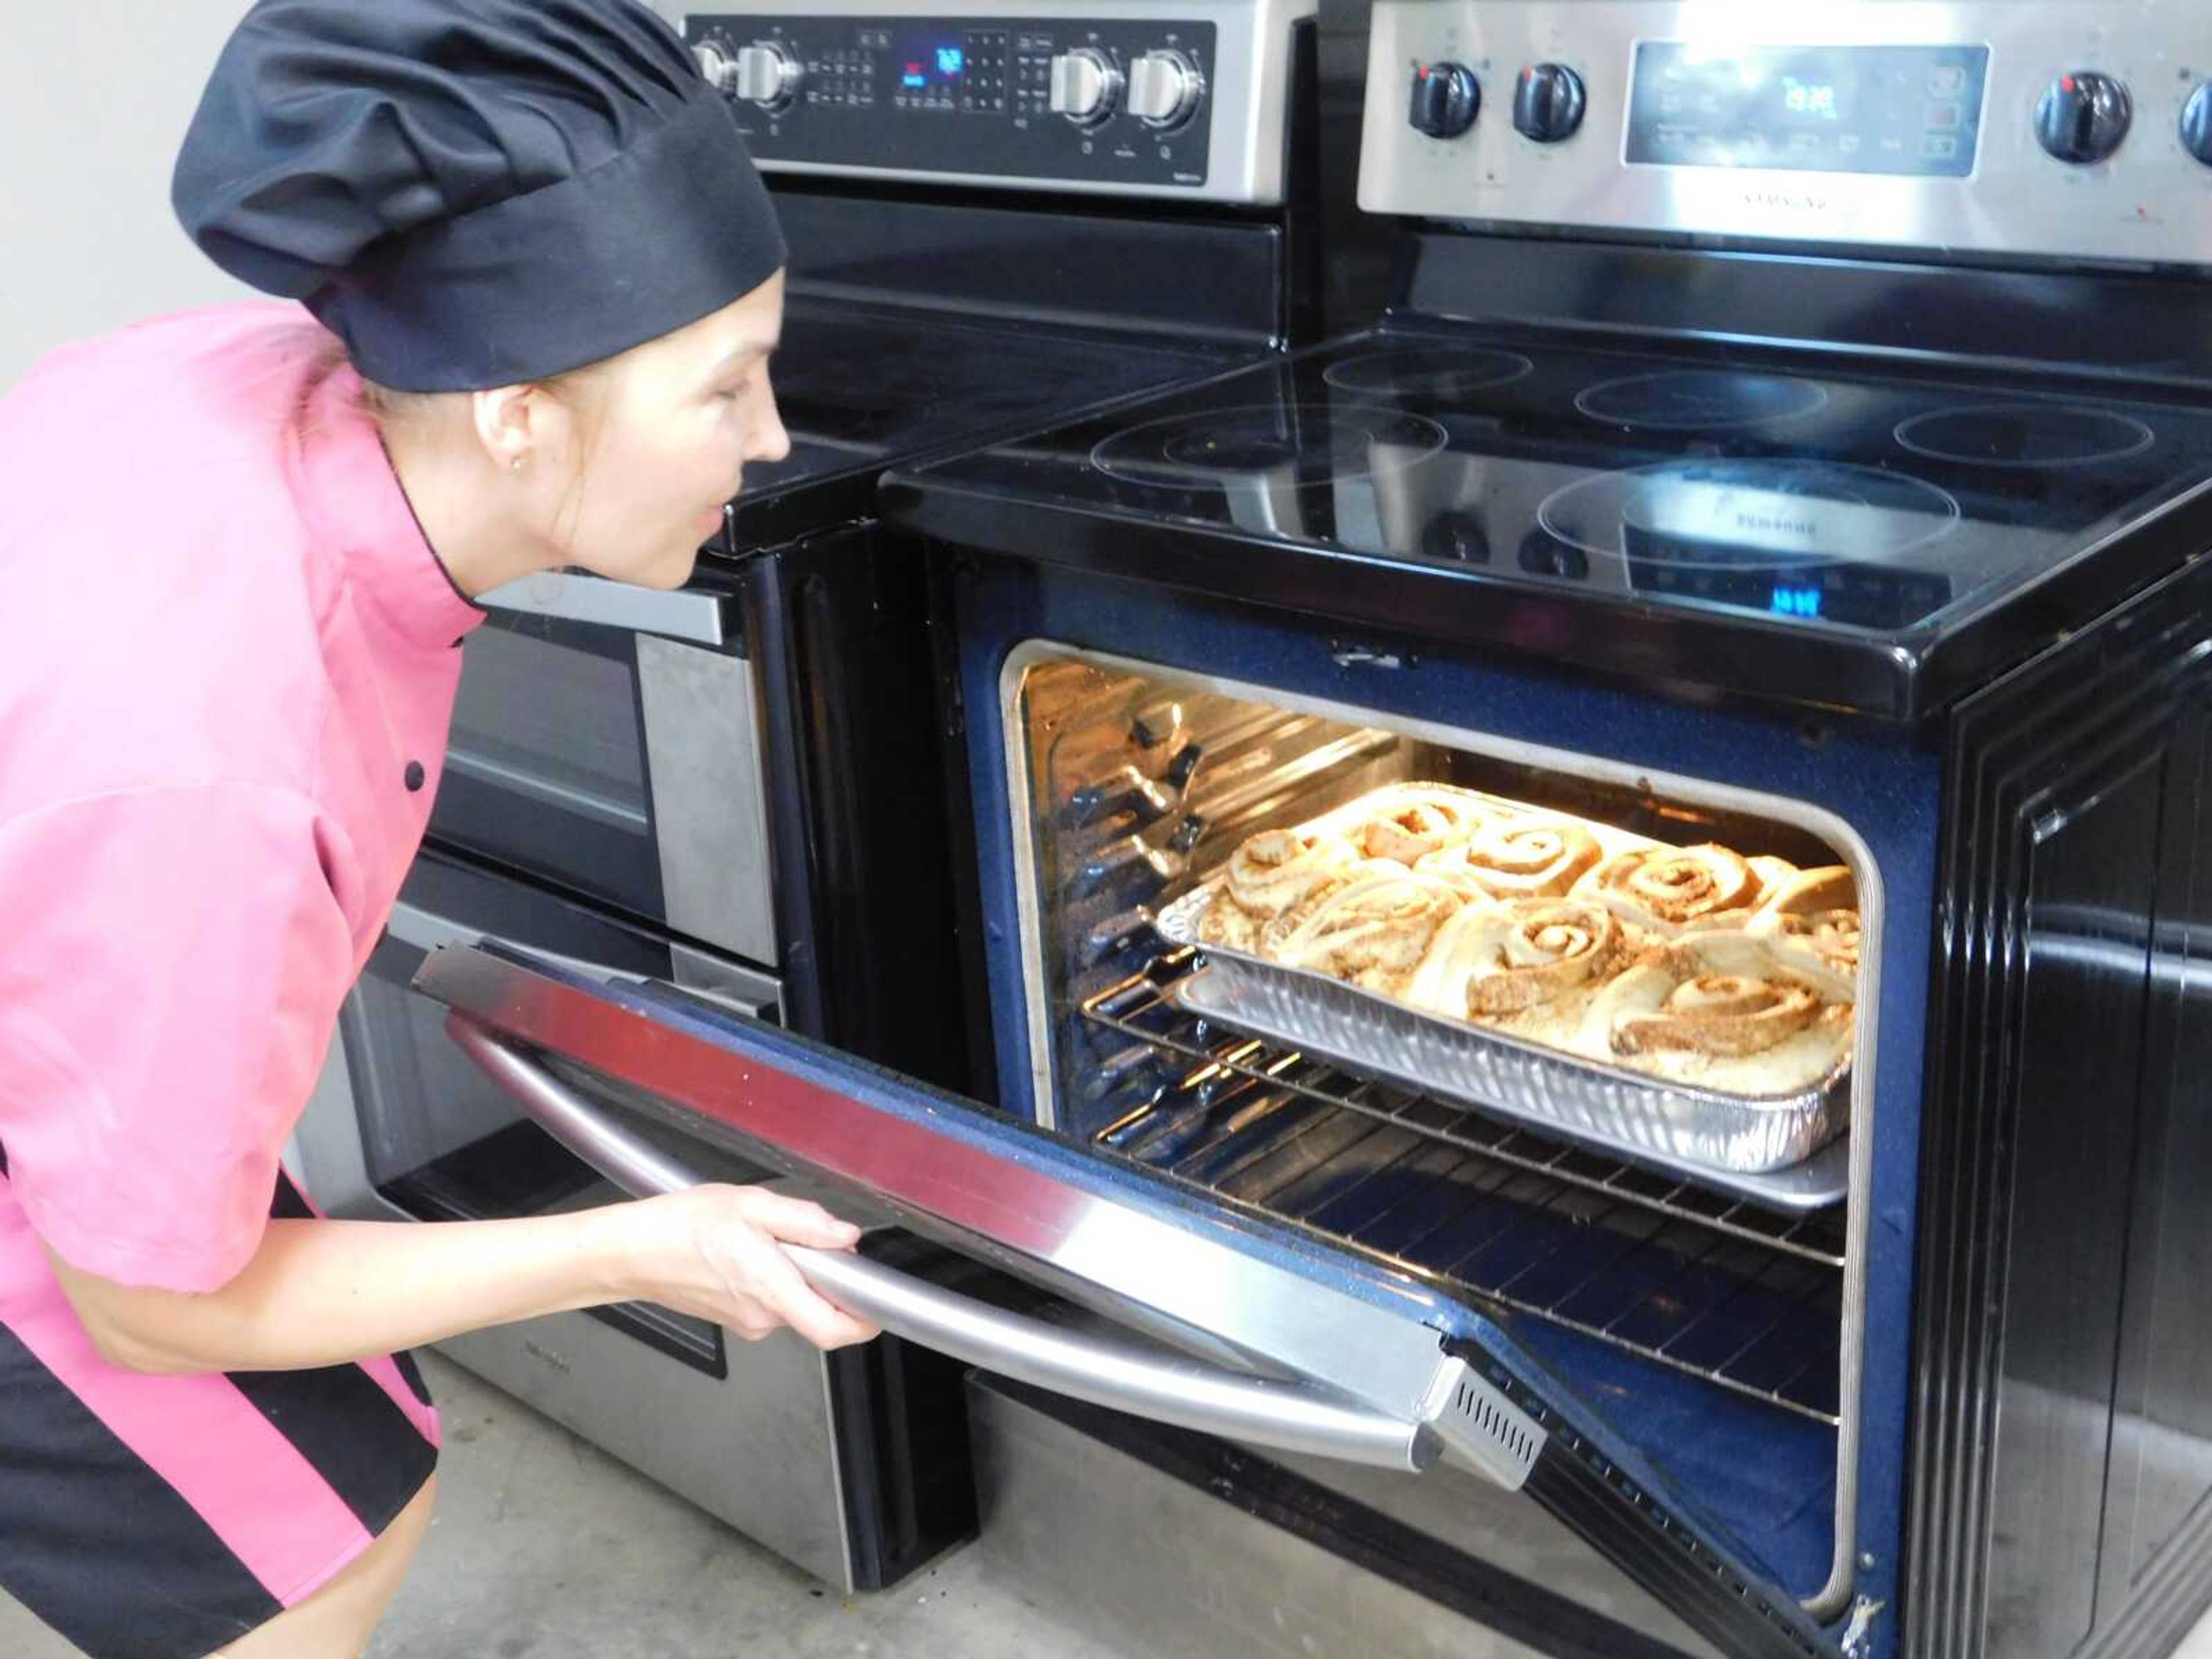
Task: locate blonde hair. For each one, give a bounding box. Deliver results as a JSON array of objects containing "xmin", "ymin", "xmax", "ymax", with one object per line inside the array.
[{"xmin": 328, "ymin": 342, "xmax": 618, "ymax": 541}]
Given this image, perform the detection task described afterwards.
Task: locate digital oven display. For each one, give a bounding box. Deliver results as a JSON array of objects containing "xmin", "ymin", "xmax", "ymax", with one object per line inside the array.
[
  {"xmin": 896, "ymin": 32, "xmax": 966, "ymax": 92},
  {"xmin": 1626, "ymin": 43, "xmax": 1990, "ymax": 178}
]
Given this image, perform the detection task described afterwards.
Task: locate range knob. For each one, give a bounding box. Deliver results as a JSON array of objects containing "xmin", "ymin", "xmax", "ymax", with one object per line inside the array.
[
  {"xmin": 1512, "ymin": 63, "xmax": 1586, "ymax": 143},
  {"xmin": 1128, "ymin": 50, "xmax": 1204, "ymax": 129},
  {"xmin": 2184, "ymin": 83, "xmax": 2212, "ymax": 166},
  {"xmin": 692, "ymin": 41, "xmax": 738, "ymax": 94},
  {"xmin": 1408, "ymin": 62, "xmax": 1481, "ymax": 139},
  {"xmin": 1050, "ymin": 47, "xmax": 1123, "ymax": 126},
  {"xmin": 733, "ymin": 41, "xmax": 802, "ymax": 110},
  {"xmin": 2036, "ymin": 71, "xmax": 2131, "ymax": 164}
]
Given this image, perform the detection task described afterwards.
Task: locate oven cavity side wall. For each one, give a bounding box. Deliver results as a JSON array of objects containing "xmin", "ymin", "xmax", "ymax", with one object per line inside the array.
[{"xmin": 1908, "ymin": 551, "xmax": 2212, "ymax": 1659}]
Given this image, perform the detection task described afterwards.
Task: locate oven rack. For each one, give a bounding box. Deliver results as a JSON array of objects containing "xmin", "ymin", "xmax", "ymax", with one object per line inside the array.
[
  {"xmin": 1080, "ymin": 957, "xmax": 1844, "ymax": 1425},
  {"xmin": 1083, "ymin": 954, "xmax": 1848, "ymax": 1266}
]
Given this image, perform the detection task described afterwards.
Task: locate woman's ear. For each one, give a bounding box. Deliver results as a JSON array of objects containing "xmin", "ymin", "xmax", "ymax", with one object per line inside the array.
[{"xmin": 469, "ymin": 382, "xmax": 557, "ymax": 474}]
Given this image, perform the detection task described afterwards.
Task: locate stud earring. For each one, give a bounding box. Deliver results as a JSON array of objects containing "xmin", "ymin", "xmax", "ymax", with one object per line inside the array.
[{"xmin": 510, "ymin": 456, "xmax": 524, "ymax": 472}]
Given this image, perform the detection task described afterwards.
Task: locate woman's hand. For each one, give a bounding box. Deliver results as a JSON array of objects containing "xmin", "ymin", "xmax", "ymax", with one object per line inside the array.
[
  {"xmin": 46, "ymin": 1185, "xmax": 880, "ymax": 1378},
  {"xmin": 619, "ymin": 1185, "xmax": 881, "ymax": 1350}
]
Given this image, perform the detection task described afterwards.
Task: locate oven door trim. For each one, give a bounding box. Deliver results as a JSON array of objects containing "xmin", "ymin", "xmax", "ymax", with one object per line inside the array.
[
  {"xmin": 994, "ymin": 637, "xmax": 1878, "ymax": 1623},
  {"xmin": 412, "ymin": 941, "xmax": 1844, "ymax": 1659}
]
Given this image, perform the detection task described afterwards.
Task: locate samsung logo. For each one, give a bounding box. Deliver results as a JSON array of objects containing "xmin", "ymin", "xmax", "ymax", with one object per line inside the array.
[
  {"xmin": 1743, "ymin": 190, "xmax": 1827, "ymax": 211},
  {"xmin": 1738, "ymin": 512, "xmax": 1817, "ymax": 538}
]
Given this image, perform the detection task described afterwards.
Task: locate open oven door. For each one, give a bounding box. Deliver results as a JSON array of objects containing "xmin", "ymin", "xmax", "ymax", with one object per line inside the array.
[{"xmin": 415, "ymin": 942, "xmax": 1843, "ymax": 1659}]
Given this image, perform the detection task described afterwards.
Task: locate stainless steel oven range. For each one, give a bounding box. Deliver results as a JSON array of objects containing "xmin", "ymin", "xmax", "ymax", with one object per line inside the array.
[
  {"xmin": 293, "ymin": 0, "xmax": 1331, "ymax": 1599},
  {"xmin": 389, "ymin": 1, "xmax": 2212, "ymax": 1654}
]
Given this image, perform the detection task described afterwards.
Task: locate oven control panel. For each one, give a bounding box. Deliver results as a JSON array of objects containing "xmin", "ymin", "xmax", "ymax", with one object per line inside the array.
[
  {"xmin": 1359, "ymin": 0, "xmax": 2212, "ymax": 267},
  {"xmin": 687, "ymin": 1, "xmax": 1310, "ymax": 204}
]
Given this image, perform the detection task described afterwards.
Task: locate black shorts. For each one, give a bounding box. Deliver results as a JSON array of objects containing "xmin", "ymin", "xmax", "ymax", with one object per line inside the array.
[{"xmin": 0, "ymin": 1166, "xmax": 440, "ymax": 1659}]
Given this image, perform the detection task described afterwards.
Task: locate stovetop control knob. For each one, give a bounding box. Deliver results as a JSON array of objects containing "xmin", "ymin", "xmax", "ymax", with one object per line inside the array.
[
  {"xmin": 1512, "ymin": 63, "xmax": 1586, "ymax": 143},
  {"xmin": 1050, "ymin": 47, "xmax": 1123, "ymax": 126},
  {"xmin": 2036, "ymin": 71, "xmax": 2131, "ymax": 164},
  {"xmin": 692, "ymin": 40, "xmax": 738, "ymax": 94},
  {"xmin": 1409, "ymin": 62, "xmax": 1481, "ymax": 140},
  {"xmin": 2183, "ymin": 84, "xmax": 2212, "ymax": 166},
  {"xmin": 733, "ymin": 41, "xmax": 802, "ymax": 110},
  {"xmin": 1128, "ymin": 50, "xmax": 1203, "ymax": 129}
]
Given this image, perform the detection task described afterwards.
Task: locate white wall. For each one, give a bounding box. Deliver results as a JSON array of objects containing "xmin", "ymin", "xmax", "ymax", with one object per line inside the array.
[{"xmin": 0, "ymin": 1, "xmax": 688, "ymax": 393}]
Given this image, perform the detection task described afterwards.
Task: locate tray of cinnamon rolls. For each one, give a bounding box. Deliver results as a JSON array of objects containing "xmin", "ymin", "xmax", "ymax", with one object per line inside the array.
[{"xmin": 1154, "ymin": 783, "xmax": 1863, "ymax": 1199}]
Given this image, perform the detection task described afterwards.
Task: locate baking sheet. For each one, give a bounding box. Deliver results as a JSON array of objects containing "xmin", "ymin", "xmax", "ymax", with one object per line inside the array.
[
  {"xmin": 1166, "ymin": 959, "xmax": 1848, "ymax": 1211},
  {"xmin": 1156, "ymin": 879, "xmax": 1850, "ymax": 1205}
]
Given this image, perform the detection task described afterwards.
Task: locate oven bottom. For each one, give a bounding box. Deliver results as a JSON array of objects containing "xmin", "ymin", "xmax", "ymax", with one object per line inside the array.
[{"xmin": 967, "ymin": 1370, "xmax": 1725, "ymax": 1659}]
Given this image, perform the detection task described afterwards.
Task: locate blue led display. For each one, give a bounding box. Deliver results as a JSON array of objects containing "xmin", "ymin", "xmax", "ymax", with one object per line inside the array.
[
  {"xmin": 1770, "ymin": 585, "xmax": 1825, "ymax": 618},
  {"xmin": 897, "ymin": 34, "xmax": 966, "ymax": 92}
]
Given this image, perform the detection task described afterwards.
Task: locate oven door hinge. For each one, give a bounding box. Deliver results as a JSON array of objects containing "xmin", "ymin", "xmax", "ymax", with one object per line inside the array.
[
  {"xmin": 1839, "ymin": 1594, "xmax": 1886, "ymax": 1658},
  {"xmin": 1420, "ymin": 1356, "xmax": 1547, "ymax": 1490}
]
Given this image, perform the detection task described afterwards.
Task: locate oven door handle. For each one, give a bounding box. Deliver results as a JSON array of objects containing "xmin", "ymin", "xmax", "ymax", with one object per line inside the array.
[
  {"xmin": 446, "ymin": 1014, "xmax": 1442, "ymax": 1475},
  {"xmin": 477, "ymin": 571, "xmax": 736, "ymax": 648}
]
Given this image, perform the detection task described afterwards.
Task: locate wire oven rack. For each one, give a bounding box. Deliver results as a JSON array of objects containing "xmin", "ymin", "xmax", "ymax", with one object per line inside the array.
[{"xmin": 1081, "ymin": 953, "xmax": 1846, "ymax": 1425}]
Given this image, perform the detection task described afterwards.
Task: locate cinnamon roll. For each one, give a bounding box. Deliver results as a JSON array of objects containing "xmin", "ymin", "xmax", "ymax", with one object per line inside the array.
[
  {"xmin": 1266, "ymin": 868, "xmax": 1465, "ymax": 997},
  {"xmin": 1418, "ymin": 817, "xmax": 1603, "ymax": 901},
  {"xmin": 1408, "ymin": 897, "xmax": 1627, "ymax": 1020},
  {"xmin": 1574, "ymin": 843, "xmax": 1773, "ymax": 935},
  {"xmin": 1196, "ymin": 828, "xmax": 1359, "ymax": 953},
  {"xmin": 1583, "ymin": 933, "xmax": 1854, "ymax": 1095},
  {"xmin": 1340, "ymin": 785, "xmax": 1495, "ymax": 866},
  {"xmin": 1749, "ymin": 866, "xmax": 1862, "ymax": 978}
]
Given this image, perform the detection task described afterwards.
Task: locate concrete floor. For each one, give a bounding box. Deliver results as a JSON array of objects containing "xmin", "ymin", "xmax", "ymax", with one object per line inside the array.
[
  {"xmin": 5, "ymin": 1351, "xmax": 2212, "ymax": 1658},
  {"xmin": 1, "ymin": 1353, "xmax": 1123, "ymax": 1659}
]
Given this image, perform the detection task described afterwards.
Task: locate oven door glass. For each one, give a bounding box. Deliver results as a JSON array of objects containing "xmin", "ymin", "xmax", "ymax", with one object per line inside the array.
[
  {"xmin": 435, "ymin": 572, "xmax": 777, "ymax": 966},
  {"xmin": 332, "ymin": 853, "xmax": 781, "ymax": 1375},
  {"xmin": 414, "ymin": 941, "xmax": 1845, "ymax": 1659}
]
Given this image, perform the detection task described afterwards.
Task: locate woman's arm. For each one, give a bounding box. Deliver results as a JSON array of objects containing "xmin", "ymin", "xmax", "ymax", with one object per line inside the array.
[{"xmin": 44, "ymin": 1184, "xmax": 878, "ymax": 1374}]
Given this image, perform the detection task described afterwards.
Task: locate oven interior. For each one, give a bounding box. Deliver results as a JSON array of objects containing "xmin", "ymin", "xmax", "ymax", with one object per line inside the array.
[{"xmin": 1006, "ymin": 649, "xmax": 1868, "ymax": 1607}]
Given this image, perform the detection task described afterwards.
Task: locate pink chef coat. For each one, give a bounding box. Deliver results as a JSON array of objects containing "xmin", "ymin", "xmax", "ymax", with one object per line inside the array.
[{"xmin": 0, "ymin": 301, "xmax": 482, "ymax": 1296}]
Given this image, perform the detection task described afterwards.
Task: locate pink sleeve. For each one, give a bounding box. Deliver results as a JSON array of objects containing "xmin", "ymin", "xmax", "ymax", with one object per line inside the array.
[{"xmin": 0, "ymin": 783, "xmax": 358, "ymax": 1291}]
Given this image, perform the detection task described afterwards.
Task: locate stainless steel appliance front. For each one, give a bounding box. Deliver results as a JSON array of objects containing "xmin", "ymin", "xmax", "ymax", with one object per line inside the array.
[
  {"xmin": 286, "ymin": 854, "xmax": 899, "ymax": 1584},
  {"xmin": 1359, "ymin": 0, "xmax": 2212, "ymax": 266},
  {"xmin": 699, "ymin": 0, "xmax": 1316, "ymax": 204},
  {"xmin": 438, "ymin": 571, "xmax": 777, "ymax": 967}
]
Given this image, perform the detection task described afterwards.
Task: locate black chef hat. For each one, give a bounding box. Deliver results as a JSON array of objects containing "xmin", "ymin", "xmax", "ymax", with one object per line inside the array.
[{"xmin": 173, "ymin": 0, "xmax": 786, "ymax": 392}]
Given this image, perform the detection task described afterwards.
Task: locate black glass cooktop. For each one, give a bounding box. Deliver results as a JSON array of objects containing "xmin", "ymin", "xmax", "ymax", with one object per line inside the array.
[
  {"xmin": 884, "ymin": 323, "xmax": 2212, "ymax": 719},
  {"xmin": 722, "ymin": 299, "xmax": 1236, "ymax": 550}
]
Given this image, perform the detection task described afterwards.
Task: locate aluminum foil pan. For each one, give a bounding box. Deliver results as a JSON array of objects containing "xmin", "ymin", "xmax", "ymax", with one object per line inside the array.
[{"xmin": 1155, "ymin": 884, "xmax": 1849, "ymax": 1206}]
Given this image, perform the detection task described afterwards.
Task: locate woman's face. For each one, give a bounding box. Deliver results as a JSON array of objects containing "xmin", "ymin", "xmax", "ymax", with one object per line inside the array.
[{"xmin": 535, "ymin": 271, "xmax": 791, "ymax": 590}]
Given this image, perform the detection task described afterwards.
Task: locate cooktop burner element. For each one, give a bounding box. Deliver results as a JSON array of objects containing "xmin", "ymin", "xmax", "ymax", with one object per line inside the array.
[
  {"xmin": 1540, "ymin": 460, "xmax": 1963, "ymax": 569},
  {"xmin": 1092, "ymin": 403, "xmax": 1448, "ymax": 489},
  {"xmin": 887, "ymin": 323, "xmax": 2212, "ymax": 716},
  {"xmin": 1576, "ymin": 371, "xmax": 1831, "ymax": 431},
  {"xmin": 1893, "ymin": 403, "xmax": 2160, "ymax": 470},
  {"xmin": 1322, "ymin": 347, "xmax": 1535, "ymax": 401}
]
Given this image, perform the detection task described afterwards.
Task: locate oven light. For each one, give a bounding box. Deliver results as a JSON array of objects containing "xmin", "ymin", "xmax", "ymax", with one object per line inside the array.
[{"xmin": 1770, "ymin": 584, "xmax": 1824, "ymax": 618}]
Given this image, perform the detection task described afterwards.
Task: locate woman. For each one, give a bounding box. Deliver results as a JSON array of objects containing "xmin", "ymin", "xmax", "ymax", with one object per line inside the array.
[{"xmin": 0, "ymin": 3, "xmax": 875, "ymax": 1655}]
